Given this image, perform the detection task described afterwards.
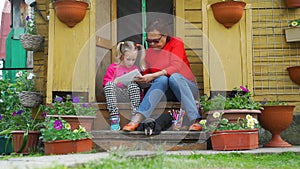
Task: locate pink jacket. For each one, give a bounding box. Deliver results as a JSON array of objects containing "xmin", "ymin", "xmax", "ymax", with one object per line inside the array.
[{"xmin": 102, "ymin": 63, "xmax": 140, "ymax": 87}]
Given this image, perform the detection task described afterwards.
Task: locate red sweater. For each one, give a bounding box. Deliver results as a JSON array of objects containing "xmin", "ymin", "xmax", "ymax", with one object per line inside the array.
[{"xmin": 143, "ymin": 37, "xmax": 195, "ymax": 82}]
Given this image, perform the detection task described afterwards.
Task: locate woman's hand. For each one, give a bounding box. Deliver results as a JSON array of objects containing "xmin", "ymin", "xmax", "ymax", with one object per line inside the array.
[{"xmin": 135, "ymin": 74, "xmax": 155, "ymax": 83}]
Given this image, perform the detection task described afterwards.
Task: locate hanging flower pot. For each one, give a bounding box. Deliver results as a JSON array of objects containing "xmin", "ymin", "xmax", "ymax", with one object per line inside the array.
[
  {"xmin": 53, "ymin": 0, "xmax": 89, "ymax": 28},
  {"xmin": 285, "ymin": 0, "xmax": 300, "ymax": 8},
  {"xmin": 287, "ymin": 66, "xmax": 300, "ymax": 85},
  {"xmin": 211, "ymin": 1, "xmax": 246, "ymax": 28},
  {"xmin": 20, "ymin": 34, "xmax": 44, "ymax": 51},
  {"xmin": 18, "ymin": 91, "xmax": 43, "ymax": 108}
]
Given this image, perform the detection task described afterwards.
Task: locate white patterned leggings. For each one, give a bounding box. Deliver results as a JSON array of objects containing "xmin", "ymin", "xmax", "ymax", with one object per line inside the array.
[{"xmin": 104, "ymin": 82, "xmax": 141, "ymax": 117}]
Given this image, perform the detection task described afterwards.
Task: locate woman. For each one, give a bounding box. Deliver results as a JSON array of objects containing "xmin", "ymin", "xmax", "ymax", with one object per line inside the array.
[{"xmin": 122, "ymin": 19, "xmax": 202, "ymax": 131}]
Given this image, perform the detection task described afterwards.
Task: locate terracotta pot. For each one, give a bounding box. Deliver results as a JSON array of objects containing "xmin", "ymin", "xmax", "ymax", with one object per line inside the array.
[
  {"xmin": 259, "ymin": 105, "xmax": 295, "ymax": 147},
  {"xmin": 211, "ymin": 1, "xmax": 246, "ymax": 28},
  {"xmin": 287, "ymin": 66, "xmax": 300, "ymax": 85},
  {"xmin": 44, "ymin": 138, "xmax": 92, "ymax": 155},
  {"xmin": 211, "ymin": 129, "xmax": 259, "ymax": 150},
  {"xmin": 53, "ymin": 1, "xmax": 89, "ymax": 28},
  {"xmin": 10, "ymin": 130, "xmax": 40, "ymax": 154},
  {"xmin": 46, "ymin": 115, "xmax": 95, "ymax": 131},
  {"xmin": 285, "ymin": 0, "xmax": 300, "ymax": 8},
  {"xmin": 205, "ymin": 109, "xmax": 261, "ymax": 123}
]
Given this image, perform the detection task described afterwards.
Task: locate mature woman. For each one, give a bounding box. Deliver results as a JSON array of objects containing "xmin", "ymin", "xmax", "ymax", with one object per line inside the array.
[{"xmin": 122, "ymin": 19, "xmax": 202, "ymax": 131}]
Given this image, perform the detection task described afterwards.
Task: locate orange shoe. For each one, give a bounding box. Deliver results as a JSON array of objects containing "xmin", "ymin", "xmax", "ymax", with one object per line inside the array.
[
  {"xmin": 189, "ymin": 119, "xmax": 202, "ymax": 131},
  {"xmin": 122, "ymin": 122, "xmax": 139, "ymax": 131}
]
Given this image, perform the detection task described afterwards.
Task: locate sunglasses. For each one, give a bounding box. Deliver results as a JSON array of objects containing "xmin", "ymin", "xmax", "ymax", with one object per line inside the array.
[{"xmin": 146, "ymin": 35, "xmax": 163, "ymax": 44}]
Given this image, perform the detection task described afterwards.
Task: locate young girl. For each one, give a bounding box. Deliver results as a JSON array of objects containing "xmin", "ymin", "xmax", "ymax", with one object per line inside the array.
[{"xmin": 103, "ymin": 41, "xmax": 145, "ymax": 130}]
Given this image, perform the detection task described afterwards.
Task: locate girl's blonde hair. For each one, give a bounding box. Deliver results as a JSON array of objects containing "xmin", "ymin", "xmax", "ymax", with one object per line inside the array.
[{"xmin": 116, "ymin": 41, "xmax": 146, "ymax": 71}]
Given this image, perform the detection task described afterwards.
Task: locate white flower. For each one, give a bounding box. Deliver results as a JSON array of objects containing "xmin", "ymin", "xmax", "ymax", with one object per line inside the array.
[
  {"xmin": 213, "ymin": 112, "xmax": 221, "ymax": 118},
  {"xmin": 199, "ymin": 119, "xmax": 207, "ymax": 126},
  {"xmin": 0, "ymin": 99, "xmax": 3, "ymax": 103},
  {"xmin": 73, "ymin": 129, "xmax": 79, "ymax": 133},
  {"xmin": 16, "ymin": 71, "xmax": 23, "ymax": 77},
  {"xmin": 65, "ymin": 123, "xmax": 71, "ymax": 130},
  {"xmin": 253, "ymin": 118, "xmax": 258, "ymax": 124},
  {"xmin": 246, "ymin": 114, "xmax": 252, "ymax": 120},
  {"xmin": 79, "ymin": 125, "xmax": 86, "ymax": 132},
  {"xmin": 27, "ymin": 73, "xmax": 35, "ymax": 80}
]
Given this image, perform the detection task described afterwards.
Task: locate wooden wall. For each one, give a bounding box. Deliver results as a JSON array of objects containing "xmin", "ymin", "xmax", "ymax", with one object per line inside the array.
[
  {"xmin": 250, "ymin": 0, "xmax": 300, "ymax": 112},
  {"xmin": 34, "ymin": 0, "xmax": 49, "ymax": 101},
  {"xmin": 36, "ymin": 0, "xmax": 299, "ymax": 112},
  {"xmin": 175, "ymin": 0, "xmax": 204, "ymax": 96}
]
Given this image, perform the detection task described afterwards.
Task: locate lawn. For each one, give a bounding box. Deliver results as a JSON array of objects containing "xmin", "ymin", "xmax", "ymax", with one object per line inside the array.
[{"xmin": 47, "ymin": 151, "xmax": 300, "ymax": 169}]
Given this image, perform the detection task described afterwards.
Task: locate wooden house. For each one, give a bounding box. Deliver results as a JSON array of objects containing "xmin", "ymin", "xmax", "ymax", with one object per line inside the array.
[{"xmin": 28, "ymin": 0, "xmax": 300, "ymax": 150}]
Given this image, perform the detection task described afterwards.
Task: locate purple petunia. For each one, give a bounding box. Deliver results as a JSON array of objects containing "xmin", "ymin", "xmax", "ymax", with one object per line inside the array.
[
  {"xmin": 82, "ymin": 103, "xmax": 88, "ymax": 108},
  {"xmin": 72, "ymin": 97, "xmax": 80, "ymax": 103},
  {"xmin": 16, "ymin": 110, "xmax": 23, "ymax": 115},
  {"xmin": 42, "ymin": 112, "xmax": 47, "ymax": 118},
  {"xmin": 240, "ymin": 86, "xmax": 249, "ymax": 92},
  {"xmin": 53, "ymin": 119, "xmax": 63, "ymax": 130},
  {"xmin": 55, "ymin": 96, "xmax": 63, "ymax": 102},
  {"xmin": 0, "ymin": 114, "xmax": 2, "ymax": 120},
  {"xmin": 26, "ymin": 16, "xmax": 30, "ymax": 21},
  {"xmin": 12, "ymin": 112, "xmax": 17, "ymax": 116}
]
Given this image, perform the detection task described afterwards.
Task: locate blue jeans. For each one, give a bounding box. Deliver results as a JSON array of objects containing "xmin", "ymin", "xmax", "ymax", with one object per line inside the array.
[{"xmin": 137, "ymin": 73, "xmax": 201, "ymax": 122}]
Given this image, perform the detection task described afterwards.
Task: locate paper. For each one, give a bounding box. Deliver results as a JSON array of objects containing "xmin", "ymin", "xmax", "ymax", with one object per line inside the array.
[{"xmin": 114, "ymin": 69, "xmax": 142, "ymax": 86}]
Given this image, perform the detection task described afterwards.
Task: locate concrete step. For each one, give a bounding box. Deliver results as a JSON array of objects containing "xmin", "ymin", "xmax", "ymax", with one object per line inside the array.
[{"xmin": 91, "ymin": 130, "xmax": 209, "ymax": 151}]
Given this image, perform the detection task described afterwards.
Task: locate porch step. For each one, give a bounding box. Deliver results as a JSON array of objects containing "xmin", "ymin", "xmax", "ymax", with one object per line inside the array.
[
  {"xmin": 94, "ymin": 102, "xmax": 182, "ymax": 130},
  {"xmin": 91, "ymin": 130, "xmax": 209, "ymax": 151}
]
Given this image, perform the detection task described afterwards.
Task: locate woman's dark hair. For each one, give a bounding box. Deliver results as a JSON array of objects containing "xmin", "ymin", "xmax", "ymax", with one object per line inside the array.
[{"xmin": 145, "ymin": 19, "xmax": 172, "ymax": 36}]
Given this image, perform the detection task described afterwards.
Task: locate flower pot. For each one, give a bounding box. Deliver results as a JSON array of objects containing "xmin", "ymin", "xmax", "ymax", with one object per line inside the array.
[
  {"xmin": 211, "ymin": 1, "xmax": 246, "ymax": 28},
  {"xmin": 18, "ymin": 91, "xmax": 43, "ymax": 108},
  {"xmin": 287, "ymin": 66, "xmax": 300, "ymax": 85},
  {"xmin": 10, "ymin": 130, "xmax": 40, "ymax": 154},
  {"xmin": 53, "ymin": 1, "xmax": 89, "ymax": 28},
  {"xmin": 44, "ymin": 138, "xmax": 92, "ymax": 155},
  {"xmin": 285, "ymin": 27, "xmax": 300, "ymax": 42},
  {"xmin": 19, "ymin": 34, "xmax": 44, "ymax": 52},
  {"xmin": 46, "ymin": 115, "xmax": 95, "ymax": 132},
  {"xmin": 205, "ymin": 109, "xmax": 261, "ymax": 123},
  {"xmin": 259, "ymin": 105, "xmax": 295, "ymax": 147},
  {"xmin": 285, "ymin": 0, "xmax": 300, "ymax": 8},
  {"xmin": 211, "ymin": 129, "xmax": 259, "ymax": 150},
  {"xmin": 0, "ymin": 136, "xmax": 13, "ymax": 154}
]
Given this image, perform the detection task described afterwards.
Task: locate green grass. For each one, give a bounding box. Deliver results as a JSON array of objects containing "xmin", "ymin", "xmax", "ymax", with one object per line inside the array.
[{"xmin": 49, "ymin": 152, "xmax": 300, "ymax": 169}]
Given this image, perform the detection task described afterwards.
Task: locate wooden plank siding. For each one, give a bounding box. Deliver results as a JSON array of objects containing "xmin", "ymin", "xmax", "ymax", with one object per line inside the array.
[
  {"xmin": 34, "ymin": 0, "xmax": 49, "ymax": 102},
  {"xmin": 36, "ymin": 0, "xmax": 300, "ymax": 112},
  {"xmin": 250, "ymin": 0, "xmax": 300, "ymax": 112},
  {"xmin": 183, "ymin": 0, "xmax": 204, "ymax": 95}
]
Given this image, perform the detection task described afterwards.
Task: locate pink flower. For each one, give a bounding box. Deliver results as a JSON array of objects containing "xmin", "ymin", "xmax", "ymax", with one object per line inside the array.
[{"xmin": 240, "ymin": 86, "xmax": 249, "ymax": 92}]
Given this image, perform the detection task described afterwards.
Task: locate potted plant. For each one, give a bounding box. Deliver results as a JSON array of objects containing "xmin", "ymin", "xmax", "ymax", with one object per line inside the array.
[
  {"xmin": 43, "ymin": 95, "xmax": 97, "ymax": 131},
  {"xmin": 0, "ymin": 75, "xmax": 43, "ymax": 154},
  {"xmin": 41, "ymin": 117, "xmax": 92, "ymax": 155},
  {"xmin": 259, "ymin": 99, "xmax": 295, "ymax": 147},
  {"xmin": 200, "ymin": 112, "xmax": 260, "ymax": 150},
  {"xmin": 20, "ymin": 5, "xmax": 44, "ymax": 51},
  {"xmin": 0, "ymin": 107, "xmax": 44, "ymax": 154},
  {"xmin": 15, "ymin": 71, "xmax": 43, "ymax": 109},
  {"xmin": 52, "ymin": 0, "xmax": 89, "ymax": 28},
  {"xmin": 285, "ymin": 19, "xmax": 300, "ymax": 42},
  {"xmin": 211, "ymin": 0, "xmax": 246, "ymax": 28},
  {"xmin": 200, "ymin": 86, "xmax": 262, "ymax": 123}
]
